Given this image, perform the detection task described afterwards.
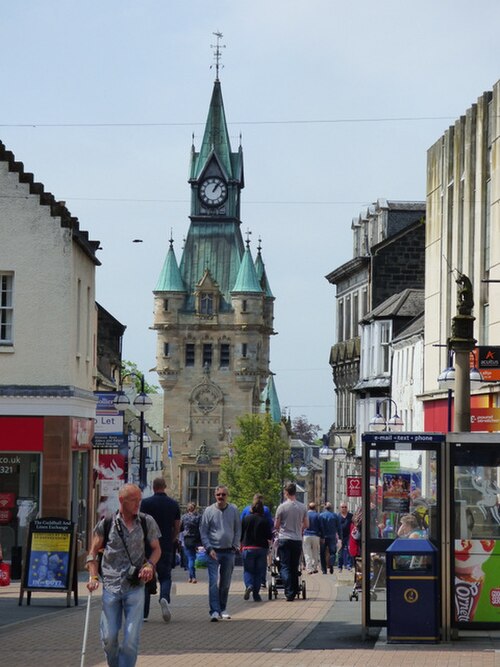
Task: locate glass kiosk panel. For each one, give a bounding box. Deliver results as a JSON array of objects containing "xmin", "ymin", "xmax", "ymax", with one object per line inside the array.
[{"xmin": 452, "ymin": 440, "xmax": 500, "ymax": 627}]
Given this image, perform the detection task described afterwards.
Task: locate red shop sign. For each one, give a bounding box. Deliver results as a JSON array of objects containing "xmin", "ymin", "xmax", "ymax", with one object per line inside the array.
[
  {"xmin": 0, "ymin": 493, "xmax": 16, "ymax": 509},
  {"xmin": 347, "ymin": 476, "xmax": 362, "ymax": 497},
  {"xmin": 0, "ymin": 509, "xmax": 13, "ymax": 524}
]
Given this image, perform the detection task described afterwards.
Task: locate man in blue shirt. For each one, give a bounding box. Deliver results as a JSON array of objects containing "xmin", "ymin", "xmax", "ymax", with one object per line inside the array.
[
  {"xmin": 319, "ymin": 502, "xmax": 340, "ymax": 574},
  {"xmin": 303, "ymin": 501, "xmax": 323, "ymax": 574}
]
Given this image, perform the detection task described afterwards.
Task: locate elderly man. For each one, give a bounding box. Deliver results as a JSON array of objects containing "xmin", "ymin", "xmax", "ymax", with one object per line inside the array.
[
  {"xmin": 87, "ymin": 484, "xmax": 161, "ymax": 667},
  {"xmin": 200, "ymin": 485, "xmax": 241, "ymax": 621},
  {"xmin": 275, "ymin": 482, "xmax": 309, "ymax": 601}
]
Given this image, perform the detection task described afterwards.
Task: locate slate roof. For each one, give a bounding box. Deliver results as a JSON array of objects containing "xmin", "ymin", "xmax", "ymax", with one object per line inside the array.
[{"xmin": 361, "ymin": 288, "xmax": 424, "ymax": 323}]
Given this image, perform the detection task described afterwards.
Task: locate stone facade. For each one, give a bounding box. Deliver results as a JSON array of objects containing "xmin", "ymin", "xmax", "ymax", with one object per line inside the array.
[{"xmin": 153, "ymin": 80, "xmax": 275, "ymax": 506}]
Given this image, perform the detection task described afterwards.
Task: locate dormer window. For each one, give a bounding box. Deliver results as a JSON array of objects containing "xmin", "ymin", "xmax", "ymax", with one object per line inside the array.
[{"xmin": 200, "ymin": 293, "xmax": 214, "ymax": 315}]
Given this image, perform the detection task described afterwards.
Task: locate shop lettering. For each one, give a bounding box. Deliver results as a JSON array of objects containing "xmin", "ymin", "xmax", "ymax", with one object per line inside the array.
[
  {"xmin": 0, "ymin": 456, "xmax": 20, "ymax": 468},
  {"xmin": 94, "ymin": 416, "xmax": 120, "ymax": 426},
  {"xmin": 455, "ymin": 578, "xmax": 481, "ymax": 622},
  {"xmin": 0, "ymin": 466, "xmax": 14, "ymax": 474}
]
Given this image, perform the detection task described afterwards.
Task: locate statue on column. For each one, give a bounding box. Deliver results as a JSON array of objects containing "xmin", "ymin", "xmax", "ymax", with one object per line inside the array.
[{"xmin": 456, "ymin": 273, "xmax": 474, "ymax": 316}]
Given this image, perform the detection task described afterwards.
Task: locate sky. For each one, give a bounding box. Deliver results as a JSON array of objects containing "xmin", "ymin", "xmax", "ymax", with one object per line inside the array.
[{"xmin": 2, "ymin": 1, "xmax": 500, "ymax": 433}]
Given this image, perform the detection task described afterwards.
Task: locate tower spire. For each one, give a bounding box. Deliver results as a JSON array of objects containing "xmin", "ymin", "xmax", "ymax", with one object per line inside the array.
[{"xmin": 210, "ymin": 31, "xmax": 225, "ymax": 82}]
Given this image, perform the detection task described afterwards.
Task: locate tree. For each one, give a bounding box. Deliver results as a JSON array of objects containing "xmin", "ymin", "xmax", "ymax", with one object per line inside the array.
[
  {"xmin": 291, "ymin": 415, "xmax": 321, "ymax": 444},
  {"xmin": 121, "ymin": 360, "xmax": 160, "ymax": 394},
  {"xmin": 219, "ymin": 413, "xmax": 291, "ymax": 513}
]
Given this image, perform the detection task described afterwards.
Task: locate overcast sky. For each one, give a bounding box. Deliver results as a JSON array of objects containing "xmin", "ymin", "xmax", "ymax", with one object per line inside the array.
[{"xmin": 2, "ymin": 1, "xmax": 500, "ymax": 432}]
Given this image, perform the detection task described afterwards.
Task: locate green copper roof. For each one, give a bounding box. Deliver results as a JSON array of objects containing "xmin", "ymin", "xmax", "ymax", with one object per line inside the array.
[
  {"xmin": 254, "ymin": 248, "xmax": 274, "ymax": 298},
  {"xmin": 192, "ymin": 81, "xmax": 234, "ymax": 180},
  {"xmin": 155, "ymin": 240, "xmax": 186, "ymax": 292},
  {"xmin": 260, "ymin": 375, "xmax": 282, "ymax": 423},
  {"xmin": 180, "ymin": 221, "xmax": 244, "ymax": 309},
  {"xmin": 231, "ymin": 243, "xmax": 263, "ymax": 293}
]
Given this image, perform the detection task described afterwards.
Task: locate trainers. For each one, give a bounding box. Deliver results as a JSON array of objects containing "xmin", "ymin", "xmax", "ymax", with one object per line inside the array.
[
  {"xmin": 159, "ymin": 598, "xmax": 171, "ymax": 623},
  {"xmin": 243, "ymin": 586, "xmax": 252, "ymax": 600},
  {"xmin": 220, "ymin": 610, "xmax": 231, "ymax": 619},
  {"xmin": 210, "ymin": 611, "xmax": 220, "ymax": 622}
]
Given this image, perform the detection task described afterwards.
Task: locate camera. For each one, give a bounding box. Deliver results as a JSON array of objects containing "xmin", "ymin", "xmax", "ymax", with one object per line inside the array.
[{"xmin": 126, "ymin": 565, "xmax": 141, "ymax": 586}]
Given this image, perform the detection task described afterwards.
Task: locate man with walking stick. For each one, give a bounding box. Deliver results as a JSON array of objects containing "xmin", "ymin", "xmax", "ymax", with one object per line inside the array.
[{"xmin": 86, "ymin": 483, "xmax": 161, "ymax": 667}]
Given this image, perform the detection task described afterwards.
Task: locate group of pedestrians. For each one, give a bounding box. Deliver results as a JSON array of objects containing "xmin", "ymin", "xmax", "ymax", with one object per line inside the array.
[
  {"xmin": 303, "ymin": 500, "xmax": 354, "ymax": 575},
  {"xmin": 86, "ymin": 476, "xmax": 354, "ymax": 667}
]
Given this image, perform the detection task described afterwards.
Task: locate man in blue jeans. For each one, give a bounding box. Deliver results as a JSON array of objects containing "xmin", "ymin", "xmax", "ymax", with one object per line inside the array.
[
  {"xmin": 200, "ymin": 485, "xmax": 241, "ymax": 621},
  {"xmin": 86, "ymin": 484, "xmax": 161, "ymax": 667},
  {"xmin": 320, "ymin": 501, "xmax": 340, "ymax": 574},
  {"xmin": 274, "ymin": 483, "xmax": 309, "ymax": 601}
]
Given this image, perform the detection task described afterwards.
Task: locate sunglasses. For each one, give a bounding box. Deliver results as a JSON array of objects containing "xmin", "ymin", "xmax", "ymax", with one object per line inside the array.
[{"xmin": 216, "ymin": 493, "xmax": 227, "ymax": 497}]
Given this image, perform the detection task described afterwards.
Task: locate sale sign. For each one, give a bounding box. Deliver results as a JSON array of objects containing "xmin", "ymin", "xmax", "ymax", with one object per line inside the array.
[{"xmin": 347, "ymin": 476, "xmax": 362, "ymax": 497}]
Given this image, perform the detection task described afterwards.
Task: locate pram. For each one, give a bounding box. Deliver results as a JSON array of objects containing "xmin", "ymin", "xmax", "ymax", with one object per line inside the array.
[
  {"xmin": 267, "ymin": 538, "xmax": 307, "ymax": 600},
  {"xmin": 349, "ymin": 553, "xmax": 386, "ymax": 601}
]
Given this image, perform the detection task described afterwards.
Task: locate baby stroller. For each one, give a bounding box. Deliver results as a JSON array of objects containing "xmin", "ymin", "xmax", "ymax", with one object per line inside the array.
[
  {"xmin": 267, "ymin": 538, "xmax": 306, "ymax": 600},
  {"xmin": 349, "ymin": 553, "xmax": 386, "ymax": 601}
]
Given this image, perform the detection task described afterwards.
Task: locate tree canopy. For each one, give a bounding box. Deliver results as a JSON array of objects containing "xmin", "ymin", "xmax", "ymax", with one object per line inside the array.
[
  {"xmin": 121, "ymin": 360, "xmax": 160, "ymax": 394},
  {"xmin": 291, "ymin": 415, "xmax": 321, "ymax": 444},
  {"xmin": 219, "ymin": 412, "xmax": 291, "ymax": 513}
]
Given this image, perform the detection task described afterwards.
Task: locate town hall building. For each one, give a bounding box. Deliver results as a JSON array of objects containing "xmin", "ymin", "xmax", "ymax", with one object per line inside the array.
[{"xmin": 152, "ymin": 69, "xmax": 276, "ymax": 506}]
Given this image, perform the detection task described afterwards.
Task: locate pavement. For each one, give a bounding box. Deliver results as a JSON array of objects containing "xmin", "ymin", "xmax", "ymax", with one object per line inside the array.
[{"xmin": 0, "ymin": 566, "xmax": 499, "ymax": 666}]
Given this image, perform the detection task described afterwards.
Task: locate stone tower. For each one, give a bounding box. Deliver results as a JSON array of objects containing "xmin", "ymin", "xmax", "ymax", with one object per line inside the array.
[{"xmin": 152, "ymin": 73, "xmax": 275, "ymax": 506}]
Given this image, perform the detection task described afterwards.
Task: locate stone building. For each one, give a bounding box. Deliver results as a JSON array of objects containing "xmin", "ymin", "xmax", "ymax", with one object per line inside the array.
[
  {"xmin": 423, "ymin": 79, "xmax": 500, "ymax": 427},
  {"xmin": 326, "ymin": 199, "xmax": 425, "ymax": 450},
  {"xmin": 0, "ymin": 140, "xmax": 100, "ymax": 566},
  {"xmin": 152, "ymin": 75, "xmax": 275, "ymax": 506}
]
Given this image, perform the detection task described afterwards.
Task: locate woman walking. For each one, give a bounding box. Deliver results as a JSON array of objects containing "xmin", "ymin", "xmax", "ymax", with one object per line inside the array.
[
  {"xmin": 241, "ymin": 498, "xmax": 273, "ymax": 601},
  {"xmin": 180, "ymin": 502, "xmax": 202, "ymax": 583}
]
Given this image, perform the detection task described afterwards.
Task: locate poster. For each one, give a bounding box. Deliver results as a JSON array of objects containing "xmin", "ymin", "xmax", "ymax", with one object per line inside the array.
[
  {"xmin": 24, "ymin": 518, "xmax": 74, "ymax": 590},
  {"xmin": 454, "ymin": 539, "xmax": 500, "ymax": 623},
  {"xmin": 382, "ymin": 472, "xmax": 411, "ymax": 513}
]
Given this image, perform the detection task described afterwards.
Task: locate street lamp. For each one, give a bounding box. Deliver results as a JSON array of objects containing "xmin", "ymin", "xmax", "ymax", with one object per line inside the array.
[
  {"xmin": 319, "ymin": 435, "xmax": 333, "ymax": 504},
  {"xmin": 369, "ymin": 398, "xmax": 404, "ymax": 432},
  {"xmin": 114, "ymin": 372, "xmax": 153, "ymax": 490}
]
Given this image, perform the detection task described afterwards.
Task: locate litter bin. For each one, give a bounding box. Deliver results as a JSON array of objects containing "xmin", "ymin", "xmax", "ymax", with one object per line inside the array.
[{"xmin": 386, "ymin": 538, "xmax": 439, "ymax": 643}]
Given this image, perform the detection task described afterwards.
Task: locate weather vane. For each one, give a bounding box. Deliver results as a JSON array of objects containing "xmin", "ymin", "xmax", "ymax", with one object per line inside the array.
[{"xmin": 210, "ymin": 31, "xmax": 226, "ymax": 81}]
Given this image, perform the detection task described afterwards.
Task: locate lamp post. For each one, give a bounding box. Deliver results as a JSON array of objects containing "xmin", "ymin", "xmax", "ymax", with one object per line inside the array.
[
  {"xmin": 369, "ymin": 398, "xmax": 404, "ymax": 432},
  {"xmin": 319, "ymin": 435, "xmax": 333, "ymax": 504},
  {"xmin": 437, "ymin": 348, "xmax": 484, "ymax": 432},
  {"xmin": 114, "ymin": 372, "xmax": 153, "ymax": 490}
]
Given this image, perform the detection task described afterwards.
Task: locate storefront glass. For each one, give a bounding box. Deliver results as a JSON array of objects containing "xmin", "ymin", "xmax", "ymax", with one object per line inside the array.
[{"xmin": 0, "ymin": 453, "xmax": 41, "ymax": 560}]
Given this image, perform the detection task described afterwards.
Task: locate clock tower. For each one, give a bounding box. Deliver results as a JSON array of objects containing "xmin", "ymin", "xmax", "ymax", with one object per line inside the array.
[{"xmin": 152, "ymin": 55, "xmax": 276, "ymax": 506}]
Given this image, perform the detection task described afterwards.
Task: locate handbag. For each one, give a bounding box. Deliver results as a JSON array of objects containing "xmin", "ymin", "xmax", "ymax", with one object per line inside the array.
[{"xmin": 0, "ymin": 561, "xmax": 11, "ymax": 587}]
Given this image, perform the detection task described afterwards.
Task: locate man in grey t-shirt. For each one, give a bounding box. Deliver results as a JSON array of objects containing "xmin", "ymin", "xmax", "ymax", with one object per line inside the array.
[{"xmin": 275, "ymin": 482, "xmax": 308, "ymax": 601}]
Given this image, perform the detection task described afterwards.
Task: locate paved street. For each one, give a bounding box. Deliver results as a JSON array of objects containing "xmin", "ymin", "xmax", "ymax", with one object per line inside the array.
[{"xmin": 0, "ymin": 566, "xmax": 499, "ymax": 666}]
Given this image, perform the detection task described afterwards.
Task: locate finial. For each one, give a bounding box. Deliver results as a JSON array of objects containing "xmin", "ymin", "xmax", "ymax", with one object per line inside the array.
[
  {"xmin": 210, "ymin": 31, "xmax": 226, "ymax": 81},
  {"xmin": 245, "ymin": 228, "xmax": 252, "ymax": 248},
  {"xmin": 169, "ymin": 228, "xmax": 174, "ymax": 249},
  {"xmin": 257, "ymin": 236, "xmax": 262, "ymax": 254}
]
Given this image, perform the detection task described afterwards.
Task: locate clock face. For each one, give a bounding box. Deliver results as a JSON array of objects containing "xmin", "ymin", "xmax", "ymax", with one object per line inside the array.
[{"xmin": 199, "ymin": 177, "xmax": 228, "ymax": 207}]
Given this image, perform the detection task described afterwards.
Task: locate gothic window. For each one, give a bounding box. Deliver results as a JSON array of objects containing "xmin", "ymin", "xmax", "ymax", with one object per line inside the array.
[
  {"xmin": 242, "ymin": 299, "xmax": 247, "ymax": 312},
  {"xmin": 185, "ymin": 343, "xmax": 195, "ymax": 367},
  {"xmin": 163, "ymin": 342, "xmax": 169, "ymax": 357},
  {"xmin": 188, "ymin": 469, "xmax": 219, "ymax": 508},
  {"xmin": 200, "ymin": 293, "xmax": 213, "ymax": 315},
  {"xmin": 163, "ymin": 299, "xmax": 169, "ymax": 311},
  {"xmin": 203, "ymin": 343, "xmax": 213, "ymax": 367},
  {"xmin": 242, "ymin": 343, "xmax": 248, "ymax": 358},
  {"xmin": 220, "ymin": 343, "xmax": 230, "ymax": 368},
  {"xmin": 0, "ymin": 273, "xmax": 13, "ymax": 345}
]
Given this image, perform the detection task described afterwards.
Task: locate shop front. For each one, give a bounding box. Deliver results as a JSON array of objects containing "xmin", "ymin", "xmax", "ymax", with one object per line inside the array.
[{"xmin": 0, "ymin": 415, "xmax": 94, "ymax": 576}]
